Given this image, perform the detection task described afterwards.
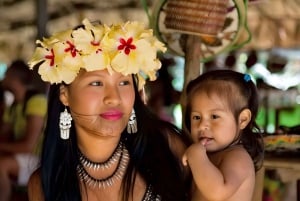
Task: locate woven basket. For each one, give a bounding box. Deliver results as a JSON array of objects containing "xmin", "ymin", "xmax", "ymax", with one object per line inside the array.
[{"xmin": 164, "ymin": 0, "xmax": 229, "ymax": 36}]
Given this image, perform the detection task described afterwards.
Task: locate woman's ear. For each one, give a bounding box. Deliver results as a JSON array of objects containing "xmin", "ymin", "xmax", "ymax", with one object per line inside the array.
[
  {"xmin": 238, "ymin": 109, "xmax": 251, "ymax": 129},
  {"xmin": 59, "ymin": 85, "xmax": 69, "ymax": 106}
]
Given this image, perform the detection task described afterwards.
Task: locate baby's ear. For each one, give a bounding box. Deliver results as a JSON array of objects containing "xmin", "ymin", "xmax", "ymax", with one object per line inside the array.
[
  {"xmin": 238, "ymin": 109, "xmax": 251, "ymax": 129},
  {"xmin": 59, "ymin": 85, "xmax": 69, "ymax": 106}
]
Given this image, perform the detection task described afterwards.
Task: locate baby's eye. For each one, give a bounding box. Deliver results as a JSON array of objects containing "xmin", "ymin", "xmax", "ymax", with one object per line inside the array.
[
  {"xmin": 211, "ymin": 114, "xmax": 219, "ymax": 119},
  {"xmin": 192, "ymin": 115, "xmax": 201, "ymax": 120},
  {"xmin": 90, "ymin": 81, "xmax": 103, "ymax": 86}
]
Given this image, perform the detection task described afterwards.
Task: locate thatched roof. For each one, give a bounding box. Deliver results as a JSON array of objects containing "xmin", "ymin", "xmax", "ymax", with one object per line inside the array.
[{"xmin": 0, "ymin": 0, "xmax": 299, "ymax": 63}]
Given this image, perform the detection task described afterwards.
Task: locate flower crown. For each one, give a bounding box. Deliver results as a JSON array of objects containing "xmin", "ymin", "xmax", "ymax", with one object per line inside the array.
[{"xmin": 28, "ymin": 18, "xmax": 167, "ymax": 89}]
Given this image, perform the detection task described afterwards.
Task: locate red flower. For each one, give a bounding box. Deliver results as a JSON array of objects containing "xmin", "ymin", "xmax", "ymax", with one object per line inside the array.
[
  {"xmin": 90, "ymin": 41, "xmax": 102, "ymax": 53},
  {"xmin": 118, "ymin": 37, "xmax": 136, "ymax": 55},
  {"xmin": 45, "ymin": 49, "xmax": 55, "ymax": 66},
  {"xmin": 64, "ymin": 41, "xmax": 77, "ymax": 57}
]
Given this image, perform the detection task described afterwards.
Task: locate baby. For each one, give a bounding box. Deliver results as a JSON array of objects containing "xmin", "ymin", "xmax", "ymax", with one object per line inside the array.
[{"xmin": 183, "ymin": 69, "xmax": 264, "ymax": 201}]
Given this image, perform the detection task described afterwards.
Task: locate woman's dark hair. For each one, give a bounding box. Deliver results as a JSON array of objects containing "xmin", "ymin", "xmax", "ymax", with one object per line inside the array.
[
  {"xmin": 40, "ymin": 76, "xmax": 191, "ymax": 201},
  {"xmin": 40, "ymin": 84, "xmax": 81, "ymax": 201},
  {"xmin": 184, "ymin": 69, "xmax": 264, "ymax": 171}
]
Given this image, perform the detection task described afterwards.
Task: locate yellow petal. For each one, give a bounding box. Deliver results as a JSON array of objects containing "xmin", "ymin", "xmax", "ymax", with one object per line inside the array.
[
  {"xmin": 28, "ymin": 47, "xmax": 49, "ymax": 69},
  {"xmin": 82, "ymin": 52, "xmax": 110, "ymax": 72}
]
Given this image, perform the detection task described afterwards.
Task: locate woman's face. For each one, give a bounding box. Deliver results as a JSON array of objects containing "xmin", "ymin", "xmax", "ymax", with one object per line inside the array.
[{"xmin": 60, "ymin": 69, "xmax": 135, "ymax": 138}]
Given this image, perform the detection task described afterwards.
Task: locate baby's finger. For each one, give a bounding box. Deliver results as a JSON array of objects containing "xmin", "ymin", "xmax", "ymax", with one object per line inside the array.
[
  {"xmin": 200, "ymin": 138, "xmax": 208, "ymax": 146},
  {"xmin": 182, "ymin": 153, "xmax": 188, "ymax": 166}
]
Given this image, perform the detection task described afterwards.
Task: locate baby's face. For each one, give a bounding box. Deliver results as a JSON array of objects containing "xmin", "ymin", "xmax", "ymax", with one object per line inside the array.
[{"xmin": 189, "ymin": 91, "xmax": 239, "ymax": 152}]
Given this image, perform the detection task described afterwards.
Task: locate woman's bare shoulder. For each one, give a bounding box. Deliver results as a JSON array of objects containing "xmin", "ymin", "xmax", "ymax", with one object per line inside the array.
[{"xmin": 28, "ymin": 168, "xmax": 45, "ymax": 201}]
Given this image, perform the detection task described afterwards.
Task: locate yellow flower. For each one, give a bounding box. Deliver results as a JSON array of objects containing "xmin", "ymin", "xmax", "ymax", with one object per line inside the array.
[
  {"xmin": 28, "ymin": 29, "xmax": 83, "ymax": 84},
  {"xmin": 28, "ymin": 29, "xmax": 73, "ymax": 68},
  {"xmin": 72, "ymin": 19, "xmax": 111, "ymax": 72},
  {"xmin": 103, "ymin": 21, "xmax": 166, "ymax": 80},
  {"xmin": 28, "ymin": 18, "xmax": 166, "ymax": 88}
]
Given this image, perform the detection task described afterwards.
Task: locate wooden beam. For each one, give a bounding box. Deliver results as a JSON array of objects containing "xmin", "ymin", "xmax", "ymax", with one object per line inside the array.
[{"xmin": 181, "ymin": 34, "xmax": 202, "ymax": 131}]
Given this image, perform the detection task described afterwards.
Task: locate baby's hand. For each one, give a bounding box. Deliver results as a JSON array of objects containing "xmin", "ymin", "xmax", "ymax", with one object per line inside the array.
[{"xmin": 182, "ymin": 142, "xmax": 206, "ymax": 166}]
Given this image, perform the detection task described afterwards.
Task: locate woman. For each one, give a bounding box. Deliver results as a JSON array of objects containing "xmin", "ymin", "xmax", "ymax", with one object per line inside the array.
[{"xmin": 27, "ymin": 19, "xmax": 191, "ymax": 201}]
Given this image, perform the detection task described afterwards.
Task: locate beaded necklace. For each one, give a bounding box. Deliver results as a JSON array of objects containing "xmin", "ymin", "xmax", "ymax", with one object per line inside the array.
[
  {"xmin": 77, "ymin": 141, "xmax": 129, "ymax": 188},
  {"xmin": 78, "ymin": 141, "xmax": 123, "ymax": 170}
]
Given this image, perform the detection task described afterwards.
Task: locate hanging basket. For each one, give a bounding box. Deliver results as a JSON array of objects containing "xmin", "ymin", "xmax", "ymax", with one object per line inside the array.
[{"xmin": 164, "ymin": 0, "xmax": 229, "ymax": 36}]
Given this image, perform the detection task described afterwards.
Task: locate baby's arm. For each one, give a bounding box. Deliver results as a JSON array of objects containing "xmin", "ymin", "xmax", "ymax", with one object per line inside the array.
[{"xmin": 182, "ymin": 145, "xmax": 254, "ymax": 200}]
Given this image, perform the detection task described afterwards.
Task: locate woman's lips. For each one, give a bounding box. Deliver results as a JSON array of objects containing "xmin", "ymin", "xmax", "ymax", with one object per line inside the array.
[{"xmin": 100, "ymin": 110, "xmax": 123, "ymax": 120}]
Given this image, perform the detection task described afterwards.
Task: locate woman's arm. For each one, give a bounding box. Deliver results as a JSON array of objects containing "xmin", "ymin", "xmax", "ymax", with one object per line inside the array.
[
  {"xmin": 28, "ymin": 169, "xmax": 45, "ymax": 201},
  {"xmin": 0, "ymin": 122, "xmax": 13, "ymax": 142}
]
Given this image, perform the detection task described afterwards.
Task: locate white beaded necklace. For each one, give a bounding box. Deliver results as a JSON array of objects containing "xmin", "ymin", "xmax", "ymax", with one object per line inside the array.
[
  {"xmin": 77, "ymin": 141, "xmax": 129, "ymax": 188},
  {"xmin": 78, "ymin": 141, "xmax": 123, "ymax": 170}
]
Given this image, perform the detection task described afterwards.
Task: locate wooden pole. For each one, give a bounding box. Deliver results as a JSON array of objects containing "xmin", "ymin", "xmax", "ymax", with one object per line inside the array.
[
  {"xmin": 32, "ymin": 0, "xmax": 49, "ymax": 93},
  {"xmin": 36, "ymin": 0, "xmax": 48, "ymax": 39},
  {"xmin": 181, "ymin": 34, "xmax": 202, "ymax": 131}
]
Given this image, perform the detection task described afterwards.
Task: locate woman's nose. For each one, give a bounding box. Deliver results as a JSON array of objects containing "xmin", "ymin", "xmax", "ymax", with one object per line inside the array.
[{"xmin": 103, "ymin": 86, "xmax": 121, "ymax": 106}]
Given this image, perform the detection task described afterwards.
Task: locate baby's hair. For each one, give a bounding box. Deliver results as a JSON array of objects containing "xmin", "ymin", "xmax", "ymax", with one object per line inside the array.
[{"xmin": 185, "ymin": 69, "xmax": 264, "ymax": 171}]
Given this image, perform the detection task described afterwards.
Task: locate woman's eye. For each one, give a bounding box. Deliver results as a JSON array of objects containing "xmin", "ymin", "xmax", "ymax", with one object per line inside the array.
[
  {"xmin": 90, "ymin": 81, "xmax": 102, "ymax": 86},
  {"xmin": 120, "ymin": 80, "xmax": 130, "ymax": 86}
]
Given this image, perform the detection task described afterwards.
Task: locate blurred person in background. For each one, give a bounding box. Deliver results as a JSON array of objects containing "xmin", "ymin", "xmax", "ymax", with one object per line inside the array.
[
  {"xmin": 0, "ymin": 59, "xmax": 47, "ymax": 201},
  {"xmin": 0, "ymin": 82, "xmax": 5, "ymax": 128}
]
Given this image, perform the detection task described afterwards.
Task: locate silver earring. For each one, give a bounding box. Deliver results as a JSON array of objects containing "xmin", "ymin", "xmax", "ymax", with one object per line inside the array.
[
  {"xmin": 127, "ymin": 109, "xmax": 137, "ymax": 134},
  {"xmin": 59, "ymin": 108, "xmax": 72, "ymax": 140}
]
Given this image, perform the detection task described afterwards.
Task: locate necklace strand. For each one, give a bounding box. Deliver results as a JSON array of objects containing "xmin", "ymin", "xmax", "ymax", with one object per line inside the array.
[
  {"xmin": 77, "ymin": 142, "xmax": 129, "ymax": 188},
  {"xmin": 78, "ymin": 141, "xmax": 123, "ymax": 170}
]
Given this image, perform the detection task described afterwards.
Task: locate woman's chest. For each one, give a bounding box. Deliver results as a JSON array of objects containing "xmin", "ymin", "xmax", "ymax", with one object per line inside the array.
[{"xmin": 81, "ymin": 174, "xmax": 154, "ymax": 201}]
